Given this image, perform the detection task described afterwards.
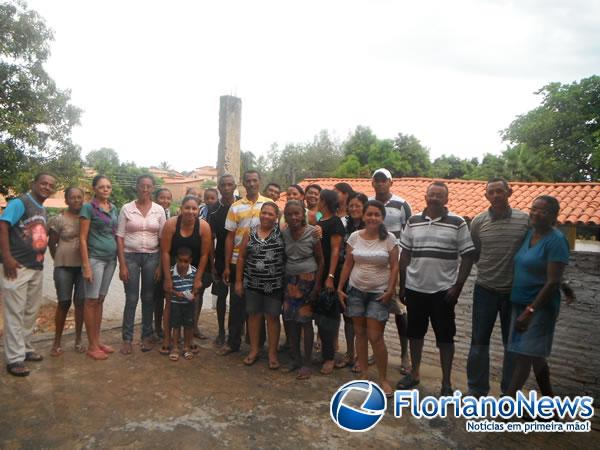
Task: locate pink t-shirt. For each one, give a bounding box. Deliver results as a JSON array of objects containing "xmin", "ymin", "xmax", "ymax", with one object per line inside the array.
[
  {"xmin": 116, "ymin": 201, "xmax": 166, "ymax": 253},
  {"xmin": 348, "ymin": 230, "xmax": 397, "ymax": 293}
]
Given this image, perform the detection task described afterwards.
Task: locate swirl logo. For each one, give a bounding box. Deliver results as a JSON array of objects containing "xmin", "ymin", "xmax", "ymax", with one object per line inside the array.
[{"xmin": 330, "ymin": 380, "xmax": 387, "ymax": 432}]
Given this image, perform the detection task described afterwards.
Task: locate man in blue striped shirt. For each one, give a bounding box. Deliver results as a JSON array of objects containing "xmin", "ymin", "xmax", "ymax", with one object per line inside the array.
[{"xmin": 397, "ymin": 181, "xmax": 476, "ymax": 395}]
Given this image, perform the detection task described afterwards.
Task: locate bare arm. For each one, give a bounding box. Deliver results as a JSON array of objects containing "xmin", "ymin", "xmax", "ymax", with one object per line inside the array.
[
  {"xmin": 234, "ymin": 232, "xmax": 249, "ymax": 296},
  {"xmin": 378, "ymin": 245, "xmax": 400, "ymax": 304},
  {"xmin": 312, "ymin": 239, "xmax": 325, "ymax": 301},
  {"xmin": 325, "ymin": 234, "xmax": 343, "ymax": 291},
  {"xmin": 48, "ymin": 229, "xmax": 59, "ymax": 260},
  {"xmin": 79, "ymin": 218, "xmax": 92, "ymax": 282},
  {"xmin": 0, "ymin": 221, "xmax": 21, "ymax": 279},
  {"xmin": 117, "ymin": 236, "xmax": 129, "ymax": 282},
  {"xmin": 223, "ymin": 230, "xmax": 235, "ymax": 283},
  {"xmin": 516, "ymin": 261, "xmax": 566, "ymax": 332},
  {"xmin": 160, "ymin": 219, "xmax": 176, "ymax": 296},
  {"xmin": 399, "ymin": 249, "xmax": 411, "ymax": 303},
  {"xmin": 336, "ymin": 243, "xmax": 354, "ymax": 306},
  {"xmin": 193, "ymin": 220, "xmax": 212, "ymax": 295},
  {"xmin": 445, "ymin": 251, "xmax": 475, "ymax": 305}
]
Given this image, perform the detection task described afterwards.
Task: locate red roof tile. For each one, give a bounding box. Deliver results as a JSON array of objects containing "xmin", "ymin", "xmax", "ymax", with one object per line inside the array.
[{"xmin": 290, "ymin": 177, "xmax": 600, "ymax": 226}]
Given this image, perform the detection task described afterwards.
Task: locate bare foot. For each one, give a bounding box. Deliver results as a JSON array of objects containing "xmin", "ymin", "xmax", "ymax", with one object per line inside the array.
[
  {"xmin": 120, "ymin": 342, "xmax": 133, "ymax": 355},
  {"xmin": 50, "ymin": 346, "xmax": 63, "ymax": 357}
]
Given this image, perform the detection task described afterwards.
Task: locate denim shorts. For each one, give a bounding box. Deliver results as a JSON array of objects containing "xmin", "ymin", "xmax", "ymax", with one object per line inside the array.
[
  {"xmin": 346, "ymin": 286, "xmax": 390, "ymax": 322},
  {"xmin": 54, "ymin": 266, "xmax": 85, "ymax": 306},
  {"xmin": 84, "ymin": 258, "xmax": 117, "ymax": 299},
  {"xmin": 170, "ymin": 302, "xmax": 194, "ymax": 329},
  {"xmin": 245, "ymin": 289, "xmax": 282, "ymax": 316}
]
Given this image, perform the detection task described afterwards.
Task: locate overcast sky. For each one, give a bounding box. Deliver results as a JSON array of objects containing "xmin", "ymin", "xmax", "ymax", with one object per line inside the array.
[{"xmin": 27, "ymin": 0, "xmax": 600, "ymax": 172}]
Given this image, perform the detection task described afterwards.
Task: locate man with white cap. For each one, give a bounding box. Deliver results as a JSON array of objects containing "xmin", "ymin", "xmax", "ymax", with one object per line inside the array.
[{"xmin": 370, "ymin": 168, "xmax": 412, "ymax": 373}]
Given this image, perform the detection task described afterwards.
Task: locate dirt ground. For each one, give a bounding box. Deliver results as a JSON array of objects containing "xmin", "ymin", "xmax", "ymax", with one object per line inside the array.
[{"xmin": 0, "ymin": 309, "xmax": 597, "ymax": 449}]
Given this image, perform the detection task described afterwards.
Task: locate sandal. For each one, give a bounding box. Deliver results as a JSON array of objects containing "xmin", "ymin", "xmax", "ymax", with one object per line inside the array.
[
  {"xmin": 74, "ymin": 343, "xmax": 86, "ymax": 353},
  {"xmin": 169, "ymin": 350, "xmax": 180, "ymax": 361},
  {"xmin": 320, "ymin": 360, "xmax": 335, "ymax": 375},
  {"xmin": 98, "ymin": 344, "xmax": 115, "ymax": 354},
  {"xmin": 25, "ymin": 352, "xmax": 43, "ymax": 362},
  {"xmin": 6, "ymin": 362, "xmax": 30, "ymax": 377},
  {"xmin": 159, "ymin": 345, "xmax": 171, "ymax": 355},
  {"xmin": 183, "ymin": 350, "xmax": 194, "ymax": 360},
  {"xmin": 296, "ymin": 366, "xmax": 312, "ymax": 380},
  {"xmin": 268, "ymin": 360, "xmax": 280, "ymax": 370},
  {"xmin": 352, "ymin": 361, "xmax": 361, "ymax": 373},
  {"xmin": 50, "ymin": 346, "xmax": 64, "ymax": 357},
  {"xmin": 190, "ymin": 344, "xmax": 200, "ymax": 354},
  {"xmin": 216, "ymin": 346, "xmax": 237, "ymax": 356},
  {"xmin": 396, "ymin": 373, "xmax": 420, "ymax": 390},
  {"xmin": 87, "ymin": 349, "xmax": 108, "ymax": 360},
  {"xmin": 335, "ymin": 353, "xmax": 352, "ymax": 369},
  {"xmin": 243, "ymin": 354, "xmax": 259, "ymax": 366},
  {"xmin": 141, "ymin": 338, "xmax": 154, "ymax": 353}
]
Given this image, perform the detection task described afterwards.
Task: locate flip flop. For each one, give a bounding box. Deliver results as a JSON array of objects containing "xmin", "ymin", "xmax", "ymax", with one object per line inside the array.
[
  {"xmin": 74, "ymin": 343, "xmax": 86, "ymax": 353},
  {"xmin": 50, "ymin": 347, "xmax": 64, "ymax": 357},
  {"xmin": 25, "ymin": 352, "xmax": 43, "ymax": 362},
  {"xmin": 268, "ymin": 360, "xmax": 280, "ymax": 370},
  {"xmin": 296, "ymin": 366, "xmax": 312, "ymax": 380},
  {"xmin": 320, "ymin": 360, "xmax": 335, "ymax": 375},
  {"xmin": 87, "ymin": 349, "xmax": 108, "ymax": 360},
  {"xmin": 243, "ymin": 354, "xmax": 259, "ymax": 366},
  {"xmin": 216, "ymin": 346, "xmax": 237, "ymax": 356},
  {"xmin": 6, "ymin": 362, "xmax": 30, "ymax": 377},
  {"xmin": 169, "ymin": 350, "xmax": 180, "ymax": 361},
  {"xmin": 159, "ymin": 345, "xmax": 171, "ymax": 355},
  {"xmin": 396, "ymin": 373, "xmax": 420, "ymax": 389},
  {"xmin": 190, "ymin": 344, "xmax": 200, "ymax": 354},
  {"xmin": 183, "ymin": 351, "xmax": 194, "ymax": 360},
  {"xmin": 98, "ymin": 344, "xmax": 115, "ymax": 354}
]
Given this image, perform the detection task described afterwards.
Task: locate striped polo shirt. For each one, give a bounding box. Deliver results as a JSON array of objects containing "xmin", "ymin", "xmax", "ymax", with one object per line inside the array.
[
  {"xmin": 470, "ymin": 208, "xmax": 529, "ymax": 292},
  {"xmin": 369, "ymin": 194, "xmax": 412, "ymax": 243},
  {"xmin": 400, "ymin": 209, "xmax": 475, "ymax": 293},
  {"xmin": 225, "ymin": 194, "xmax": 271, "ymax": 264},
  {"xmin": 171, "ymin": 264, "xmax": 197, "ymax": 304}
]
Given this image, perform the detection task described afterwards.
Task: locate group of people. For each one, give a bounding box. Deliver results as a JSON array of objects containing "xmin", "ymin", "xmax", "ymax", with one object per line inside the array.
[{"xmin": 0, "ymin": 168, "xmax": 571, "ymax": 401}]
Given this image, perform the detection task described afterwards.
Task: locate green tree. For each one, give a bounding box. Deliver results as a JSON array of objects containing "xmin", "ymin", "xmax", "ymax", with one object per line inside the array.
[
  {"xmin": 85, "ymin": 148, "xmax": 150, "ymax": 207},
  {"xmin": 502, "ymin": 75, "xmax": 600, "ymax": 181},
  {"xmin": 0, "ymin": 1, "xmax": 82, "ymax": 195},
  {"xmin": 266, "ymin": 131, "xmax": 343, "ymax": 186},
  {"xmin": 431, "ymin": 154, "xmax": 479, "ymax": 179},
  {"xmin": 391, "ymin": 133, "xmax": 431, "ymax": 177}
]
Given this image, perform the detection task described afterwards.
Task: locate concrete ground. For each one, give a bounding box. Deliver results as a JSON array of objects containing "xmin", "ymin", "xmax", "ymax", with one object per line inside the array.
[{"xmin": 0, "ymin": 310, "xmax": 597, "ymax": 449}]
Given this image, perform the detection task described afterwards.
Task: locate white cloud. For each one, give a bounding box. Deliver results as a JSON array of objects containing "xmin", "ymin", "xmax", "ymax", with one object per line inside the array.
[{"xmin": 26, "ymin": 0, "xmax": 599, "ymax": 171}]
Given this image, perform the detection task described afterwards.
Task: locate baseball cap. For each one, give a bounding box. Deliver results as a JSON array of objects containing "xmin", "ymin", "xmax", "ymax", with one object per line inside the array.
[{"xmin": 372, "ymin": 168, "xmax": 392, "ymax": 180}]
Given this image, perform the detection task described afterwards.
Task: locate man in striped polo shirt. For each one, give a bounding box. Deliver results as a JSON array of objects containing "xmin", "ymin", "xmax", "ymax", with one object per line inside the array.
[
  {"xmin": 370, "ymin": 168, "xmax": 412, "ymax": 373},
  {"xmin": 397, "ymin": 181, "xmax": 476, "ymax": 395},
  {"xmin": 467, "ymin": 178, "xmax": 529, "ymax": 397},
  {"xmin": 219, "ymin": 170, "xmax": 270, "ymax": 355}
]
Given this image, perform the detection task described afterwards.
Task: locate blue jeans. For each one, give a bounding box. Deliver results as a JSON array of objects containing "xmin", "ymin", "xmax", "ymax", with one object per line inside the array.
[
  {"xmin": 466, "ymin": 283, "xmax": 514, "ymax": 395},
  {"xmin": 121, "ymin": 252, "xmax": 160, "ymax": 342}
]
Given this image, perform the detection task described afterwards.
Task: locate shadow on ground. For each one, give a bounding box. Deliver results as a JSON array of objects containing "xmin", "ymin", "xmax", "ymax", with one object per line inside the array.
[{"xmin": 0, "ymin": 311, "xmax": 597, "ymax": 449}]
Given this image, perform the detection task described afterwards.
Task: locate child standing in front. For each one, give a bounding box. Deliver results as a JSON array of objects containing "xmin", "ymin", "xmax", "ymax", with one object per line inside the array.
[{"xmin": 169, "ymin": 246, "xmax": 196, "ymax": 361}]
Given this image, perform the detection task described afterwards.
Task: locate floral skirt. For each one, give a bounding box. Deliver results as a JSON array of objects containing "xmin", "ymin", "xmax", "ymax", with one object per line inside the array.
[{"xmin": 283, "ymin": 272, "xmax": 316, "ymax": 323}]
